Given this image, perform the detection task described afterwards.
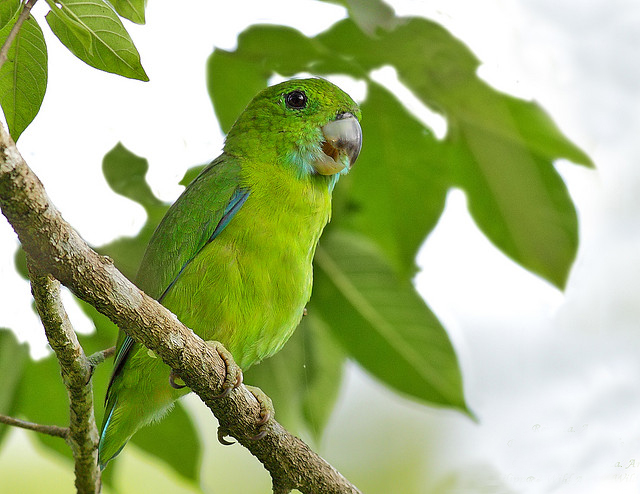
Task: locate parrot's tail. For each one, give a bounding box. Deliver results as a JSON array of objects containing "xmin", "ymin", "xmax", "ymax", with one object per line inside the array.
[{"xmin": 98, "ymin": 383, "xmax": 177, "ymax": 469}]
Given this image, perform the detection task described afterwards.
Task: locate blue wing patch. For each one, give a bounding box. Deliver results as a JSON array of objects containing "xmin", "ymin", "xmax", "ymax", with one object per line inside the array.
[{"xmin": 157, "ymin": 188, "xmax": 249, "ymax": 302}]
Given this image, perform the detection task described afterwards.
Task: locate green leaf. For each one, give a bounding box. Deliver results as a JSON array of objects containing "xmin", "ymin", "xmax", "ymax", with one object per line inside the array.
[
  {"xmin": 245, "ymin": 314, "xmax": 345, "ymax": 441},
  {"xmin": 131, "ymin": 402, "xmax": 201, "ymax": 482},
  {"xmin": 0, "ymin": 0, "xmax": 20, "ymax": 30},
  {"xmin": 313, "ymin": 230, "xmax": 468, "ymax": 412},
  {"xmin": 334, "ymin": 81, "xmax": 448, "ymax": 275},
  {"xmin": 0, "ymin": 329, "xmax": 29, "ymax": 447},
  {"xmin": 100, "ymin": 143, "xmax": 168, "ymax": 278},
  {"xmin": 13, "ymin": 353, "xmax": 71, "ymax": 460},
  {"xmin": 316, "ymin": 17, "xmax": 591, "ymax": 287},
  {"xmin": 319, "ymin": 0, "xmax": 399, "ymax": 35},
  {"xmin": 110, "ymin": 0, "xmax": 146, "ymax": 25},
  {"xmin": 45, "ymin": 0, "xmax": 148, "ymax": 81},
  {"xmin": 0, "ymin": 13, "xmax": 48, "ymax": 141},
  {"xmin": 44, "ymin": 0, "xmax": 94, "ymax": 54}
]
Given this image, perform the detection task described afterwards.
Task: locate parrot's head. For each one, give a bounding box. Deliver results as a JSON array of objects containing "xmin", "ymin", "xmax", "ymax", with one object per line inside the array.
[{"xmin": 225, "ymin": 78, "xmax": 362, "ymax": 180}]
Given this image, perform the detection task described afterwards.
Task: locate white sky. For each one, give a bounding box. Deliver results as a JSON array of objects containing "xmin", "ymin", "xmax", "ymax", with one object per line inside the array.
[{"xmin": 1, "ymin": 1, "xmax": 639, "ymax": 492}]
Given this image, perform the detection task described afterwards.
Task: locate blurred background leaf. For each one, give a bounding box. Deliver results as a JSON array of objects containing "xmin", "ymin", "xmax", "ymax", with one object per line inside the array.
[{"xmin": 0, "ymin": 329, "xmax": 29, "ymax": 447}]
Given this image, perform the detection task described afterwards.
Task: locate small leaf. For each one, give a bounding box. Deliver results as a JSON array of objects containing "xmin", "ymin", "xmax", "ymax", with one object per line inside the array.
[
  {"xmin": 320, "ymin": 0, "xmax": 399, "ymax": 35},
  {"xmin": 0, "ymin": 329, "xmax": 29, "ymax": 447},
  {"xmin": 44, "ymin": 0, "xmax": 94, "ymax": 54},
  {"xmin": 0, "ymin": 14, "xmax": 48, "ymax": 141},
  {"xmin": 0, "ymin": 0, "xmax": 20, "ymax": 30},
  {"xmin": 45, "ymin": 0, "xmax": 148, "ymax": 81},
  {"xmin": 313, "ymin": 230, "xmax": 468, "ymax": 412},
  {"xmin": 99, "ymin": 143, "xmax": 168, "ymax": 277},
  {"xmin": 110, "ymin": 0, "xmax": 146, "ymax": 25},
  {"xmin": 102, "ymin": 142, "xmax": 162, "ymax": 210}
]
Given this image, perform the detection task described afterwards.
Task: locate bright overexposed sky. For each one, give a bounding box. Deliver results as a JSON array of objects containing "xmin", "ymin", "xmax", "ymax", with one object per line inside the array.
[{"xmin": 1, "ymin": 1, "xmax": 639, "ymax": 493}]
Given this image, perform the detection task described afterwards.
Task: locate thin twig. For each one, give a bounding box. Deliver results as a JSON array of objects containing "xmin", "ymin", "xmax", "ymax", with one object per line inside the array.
[
  {"xmin": 28, "ymin": 260, "xmax": 101, "ymax": 494},
  {"xmin": 87, "ymin": 346, "xmax": 116, "ymax": 367},
  {"xmin": 0, "ymin": 413, "xmax": 69, "ymax": 440},
  {"xmin": 0, "ymin": 0, "xmax": 38, "ymax": 69}
]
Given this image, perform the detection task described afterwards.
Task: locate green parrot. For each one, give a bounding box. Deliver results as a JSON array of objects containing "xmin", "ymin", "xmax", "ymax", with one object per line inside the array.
[{"xmin": 98, "ymin": 78, "xmax": 362, "ymax": 468}]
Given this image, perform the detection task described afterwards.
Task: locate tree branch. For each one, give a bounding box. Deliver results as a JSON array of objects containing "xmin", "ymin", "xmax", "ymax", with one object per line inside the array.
[
  {"xmin": 27, "ymin": 260, "xmax": 101, "ymax": 494},
  {"xmin": 0, "ymin": 413, "xmax": 69, "ymax": 440},
  {"xmin": 0, "ymin": 123, "xmax": 361, "ymax": 493},
  {"xmin": 0, "ymin": 0, "xmax": 38, "ymax": 69},
  {"xmin": 87, "ymin": 346, "xmax": 115, "ymax": 368}
]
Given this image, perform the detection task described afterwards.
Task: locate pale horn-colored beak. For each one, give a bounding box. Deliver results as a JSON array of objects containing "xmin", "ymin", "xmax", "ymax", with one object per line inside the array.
[{"xmin": 313, "ymin": 112, "xmax": 362, "ymax": 175}]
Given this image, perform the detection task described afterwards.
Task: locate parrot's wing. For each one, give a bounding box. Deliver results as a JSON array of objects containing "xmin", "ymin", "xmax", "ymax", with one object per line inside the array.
[{"xmin": 106, "ymin": 154, "xmax": 247, "ymax": 402}]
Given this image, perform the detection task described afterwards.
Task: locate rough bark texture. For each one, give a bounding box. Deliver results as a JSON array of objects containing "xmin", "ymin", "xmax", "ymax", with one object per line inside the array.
[
  {"xmin": 0, "ymin": 124, "xmax": 361, "ymax": 493},
  {"xmin": 28, "ymin": 261, "xmax": 101, "ymax": 494}
]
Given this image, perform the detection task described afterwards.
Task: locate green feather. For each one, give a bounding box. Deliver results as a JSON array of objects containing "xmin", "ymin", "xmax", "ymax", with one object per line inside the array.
[{"xmin": 99, "ymin": 78, "xmax": 361, "ymax": 468}]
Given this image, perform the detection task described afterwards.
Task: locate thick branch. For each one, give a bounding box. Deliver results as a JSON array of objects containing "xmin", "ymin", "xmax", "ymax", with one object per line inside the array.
[
  {"xmin": 0, "ymin": 413, "xmax": 69, "ymax": 440},
  {"xmin": 0, "ymin": 0, "xmax": 38, "ymax": 69},
  {"xmin": 0, "ymin": 124, "xmax": 361, "ymax": 493},
  {"xmin": 27, "ymin": 261, "xmax": 100, "ymax": 494}
]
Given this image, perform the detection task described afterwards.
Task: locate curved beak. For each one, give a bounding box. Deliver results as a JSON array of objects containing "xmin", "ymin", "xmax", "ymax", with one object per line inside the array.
[{"xmin": 313, "ymin": 113, "xmax": 362, "ymax": 175}]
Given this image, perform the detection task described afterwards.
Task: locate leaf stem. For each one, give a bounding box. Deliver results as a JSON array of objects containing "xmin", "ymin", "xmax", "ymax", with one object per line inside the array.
[
  {"xmin": 0, "ymin": 413, "xmax": 69, "ymax": 440},
  {"xmin": 0, "ymin": 0, "xmax": 38, "ymax": 70}
]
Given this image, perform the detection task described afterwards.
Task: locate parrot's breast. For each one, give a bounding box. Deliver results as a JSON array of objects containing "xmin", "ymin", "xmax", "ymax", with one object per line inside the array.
[{"xmin": 160, "ymin": 169, "xmax": 332, "ymax": 369}]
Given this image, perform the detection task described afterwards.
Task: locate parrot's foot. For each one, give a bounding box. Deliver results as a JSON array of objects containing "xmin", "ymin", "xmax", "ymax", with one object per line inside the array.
[
  {"xmin": 205, "ymin": 340, "xmax": 243, "ymax": 398},
  {"xmin": 169, "ymin": 369, "xmax": 187, "ymax": 389},
  {"xmin": 217, "ymin": 426, "xmax": 235, "ymax": 446},
  {"xmin": 246, "ymin": 385, "xmax": 274, "ymax": 441}
]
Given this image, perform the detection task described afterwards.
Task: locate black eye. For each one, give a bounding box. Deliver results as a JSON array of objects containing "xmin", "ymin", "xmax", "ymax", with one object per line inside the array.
[{"xmin": 285, "ymin": 90, "xmax": 307, "ymax": 109}]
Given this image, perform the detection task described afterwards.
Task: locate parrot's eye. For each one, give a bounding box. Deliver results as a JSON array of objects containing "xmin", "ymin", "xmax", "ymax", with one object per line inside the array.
[{"xmin": 284, "ymin": 90, "xmax": 307, "ymax": 109}]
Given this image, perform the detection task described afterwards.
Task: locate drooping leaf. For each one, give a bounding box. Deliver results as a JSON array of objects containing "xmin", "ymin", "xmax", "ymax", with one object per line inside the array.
[
  {"xmin": 0, "ymin": 329, "xmax": 29, "ymax": 447},
  {"xmin": 313, "ymin": 230, "xmax": 468, "ymax": 412},
  {"xmin": 316, "ymin": 17, "xmax": 592, "ymax": 287},
  {"xmin": 333, "ymin": 81, "xmax": 449, "ymax": 275},
  {"xmin": 110, "ymin": 0, "xmax": 146, "ymax": 25},
  {"xmin": 131, "ymin": 402, "xmax": 201, "ymax": 482},
  {"xmin": 245, "ymin": 314, "xmax": 345, "ymax": 441},
  {"xmin": 99, "ymin": 143, "xmax": 168, "ymax": 278},
  {"xmin": 45, "ymin": 0, "xmax": 148, "ymax": 81},
  {"xmin": 0, "ymin": 13, "xmax": 48, "ymax": 141}
]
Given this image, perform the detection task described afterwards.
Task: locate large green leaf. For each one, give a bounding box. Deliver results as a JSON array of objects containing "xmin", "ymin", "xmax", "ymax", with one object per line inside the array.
[
  {"xmin": 0, "ymin": 329, "xmax": 29, "ymax": 447},
  {"xmin": 313, "ymin": 230, "xmax": 468, "ymax": 411},
  {"xmin": 245, "ymin": 314, "xmax": 346, "ymax": 442},
  {"xmin": 335, "ymin": 81, "xmax": 449, "ymax": 275},
  {"xmin": 110, "ymin": 0, "xmax": 146, "ymax": 25},
  {"xmin": 130, "ymin": 401, "xmax": 202, "ymax": 481},
  {"xmin": 45, "ymin": 0, "xmax": 148, "ymax": 81},
  {"xmin": 316, "ymin": 17, "xmax": 592, "ymax": 287},
  {"xmin": 0, "ymin": 13, "xmax": 48, "ymax": 141}
]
